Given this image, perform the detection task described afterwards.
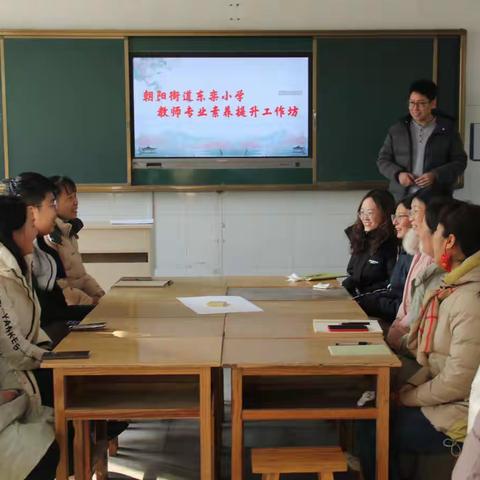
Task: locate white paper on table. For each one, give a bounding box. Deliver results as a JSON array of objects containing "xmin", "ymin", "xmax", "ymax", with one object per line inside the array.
[
  {"xmin": 177, "ymin": 296, "xmax": 263, "ymax": 315},
  {"xmin": 312, "ymin": 282, "xmax": 330, "ymax": 290},
  {"xmin": 287, "ymin": 272, "xmax": 302, "ymax": 282}
]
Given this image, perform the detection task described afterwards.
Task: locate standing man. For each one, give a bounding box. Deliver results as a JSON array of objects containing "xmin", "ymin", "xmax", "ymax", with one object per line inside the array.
[{"xmin": 377, "ymin": 79, "xmax": 467, "ymax": 200}]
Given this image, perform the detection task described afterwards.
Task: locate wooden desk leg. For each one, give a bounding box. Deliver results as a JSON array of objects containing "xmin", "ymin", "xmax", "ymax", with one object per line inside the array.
[
  {"xmin": 73, "ymin": 420, "xmax": 91, "ymax": 480},
  {"xmin": 53, "ymin": 369, "xmax": 69, "ymax": 480},
  {"xmin": 213, "ymin": 367, "xmax": 224, "ymax": 480},
  {"xmin": 95, "ymin": 421, "xmax": 109, "ymax": 480},
  {"xmin": 200, "ymin": 367, "xmax": 214, "ymax": 480},
  {"xmin": 231, "ymin": 368, "xmax": 244, "ymax": 480},
  {"xmin": 376, "ymin": 367, "xmax": 390, "ymax": 480},
  {"xmin": 213, "ymin": 367, "xmax": 224, "ymax": 424}
]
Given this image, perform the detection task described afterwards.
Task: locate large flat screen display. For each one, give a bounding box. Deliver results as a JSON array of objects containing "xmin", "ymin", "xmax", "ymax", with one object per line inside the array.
[{"xmin": 131, "ymin": 56, "xmax": 311, "ymax": 161}]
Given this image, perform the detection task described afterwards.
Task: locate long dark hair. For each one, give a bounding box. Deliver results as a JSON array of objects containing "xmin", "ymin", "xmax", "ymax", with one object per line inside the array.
[
  {"xmin": 349, "ymin": 189, "xmax": 395, "ymax": 255},
  {"xmin": 0, "ymin": 196, "xmax": 29, "ymax": 275}
]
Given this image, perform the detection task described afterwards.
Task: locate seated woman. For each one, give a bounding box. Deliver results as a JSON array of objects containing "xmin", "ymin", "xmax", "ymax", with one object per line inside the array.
[
  {"xmin": 394, "ymin": 202, "xmax": 480, "ymax": 477},
  {"xmin": 356, "ymin": 196, "xmax": 414, "ymax": 323},
  {"xmin": 342, "ymin": 189, "xmax": 397, "ymax": 297},
  {"xmin": 386, "ymin": 189, "xmax": 446, "ymax": 350},
  {"xmin": 0, "ymin": 196, "xmax": 58, "ymax": 479},
  {"xmin": 46, "ymin": 176, "xmax": 105, "ymax": 306}
]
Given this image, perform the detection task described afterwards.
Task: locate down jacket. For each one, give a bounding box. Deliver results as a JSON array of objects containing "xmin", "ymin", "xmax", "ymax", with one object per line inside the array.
[
  {"xmin": 356, "ymin": 248, "xmax": 413, "ymax": 323},
  {"xmin": 400, "ymin": 251, "xmax": 480, "ymax": 442},
  {"xmin": 342, "ymin": 227, "xmax": 398, "ymax": 296},
  {"xmin": 377, "ymin": 113, "xmax": 467, "ymax": 201},
  {"xmin": 451, "ymin": 365, "xmax": 480, "ymax": 479},
  {"xmin": 0, "ymin": 242, "xmax": 55, "ymax": 479},
  {"xmin": 45, "ymin": 218, "xmax": 104, "ymax": 305},
  {"xmin": 0, "ymin": 242, "xmax": 50, "ymax": 400},
  {"xmin": 0, "ymin": 389, "xmax": 55, "ymax": 480}
]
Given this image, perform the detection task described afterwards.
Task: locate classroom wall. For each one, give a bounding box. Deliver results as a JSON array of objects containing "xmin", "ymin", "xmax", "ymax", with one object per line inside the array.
[{"xmin": 2, "ymin": 0, "xmax": 480, "ymax": 276}]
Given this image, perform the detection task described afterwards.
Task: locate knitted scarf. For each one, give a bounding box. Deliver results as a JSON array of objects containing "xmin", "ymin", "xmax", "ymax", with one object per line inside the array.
[{"xmin": 411, "ymin": 250, "xmax": 480, "ymax": 365}]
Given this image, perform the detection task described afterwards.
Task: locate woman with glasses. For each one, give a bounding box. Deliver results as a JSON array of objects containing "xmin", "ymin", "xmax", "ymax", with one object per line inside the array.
[
  {"xmin": 355, "ymin": 196, "xmax": 414, "ymax": 323},
  {"xmin": 342, "ymin": 189, "xmax": 397, "ymax": 297}
]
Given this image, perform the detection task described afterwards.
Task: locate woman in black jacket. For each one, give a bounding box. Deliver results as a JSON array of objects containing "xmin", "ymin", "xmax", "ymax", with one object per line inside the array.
[
  {"xmin": 356, "ymin": 196, "xmax": 414, "ymax": 323},
  {"xmin": 342, "ymin": 189, "xmax": 397, "ymax": 297}
]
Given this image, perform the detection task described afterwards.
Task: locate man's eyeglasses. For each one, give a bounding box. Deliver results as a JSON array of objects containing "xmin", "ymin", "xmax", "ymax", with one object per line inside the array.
[
  {"xmin": 391, "ymin": 214, "xmax": 410, "ymax": 222},
  {"xmin": 408, "ymin": 100, "xmax": 430, "ymax": 108}
]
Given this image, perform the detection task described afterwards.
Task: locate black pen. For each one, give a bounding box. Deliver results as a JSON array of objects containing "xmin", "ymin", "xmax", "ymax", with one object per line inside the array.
[{"xmin": 335, "ymin": 341, "xmax": 370, "ymax": 346}]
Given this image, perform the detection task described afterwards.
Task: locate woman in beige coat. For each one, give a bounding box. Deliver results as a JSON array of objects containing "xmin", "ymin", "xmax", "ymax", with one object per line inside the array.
[
  {"xmin": 0, "ymin": 196, "xmax": 58, "ymax": 479},
  {"xmin": 400, "ymin": 202, "xmax": 480, "ymax": 442},
  {"xmin": 45, "ymin": 176, "xmax": 105, "ymax": 305}
]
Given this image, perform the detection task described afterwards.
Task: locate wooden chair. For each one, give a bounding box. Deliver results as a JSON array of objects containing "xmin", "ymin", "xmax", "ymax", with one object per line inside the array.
[{"xmin": 251, "ymin": 446, "xmax": 348, "ymax": 480}]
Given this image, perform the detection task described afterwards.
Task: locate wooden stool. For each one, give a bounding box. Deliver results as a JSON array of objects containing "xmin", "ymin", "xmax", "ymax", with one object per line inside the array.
[{"xmin": 251, "ymin": 446, "xmax": 348, "ymax": 480}]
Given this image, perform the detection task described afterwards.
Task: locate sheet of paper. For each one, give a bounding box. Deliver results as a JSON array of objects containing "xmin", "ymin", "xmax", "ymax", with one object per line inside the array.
[
  {"xmin": 177, "ymin": 296, "xmax": 263, "ymax": 315},
  {"xmin": 312, "ymin": 319, "xmax": 383, "ymax": 334},
  {"xmin": 328, "ymin": 344, "xmax": 391, "ymax": 356},
  {"xmin": 287, "ymin": 273, "xmax": 302, "ymax": 282}
]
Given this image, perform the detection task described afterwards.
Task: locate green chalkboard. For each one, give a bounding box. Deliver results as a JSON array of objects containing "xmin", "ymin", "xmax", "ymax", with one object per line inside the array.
[
  {"xmin": 316, "ymin": 37, "xmax": 434, "ymax": 182},
  {"xmin": 0, "ymin": 33, "xmax": 463, "ymax": 189},
  {"xmin": 3, "ymin": 38, "xmax": 127, "ymax": 184},
  {"xmin": 437, "ymin": 36, "xmax": 461, "ymax": 128}
]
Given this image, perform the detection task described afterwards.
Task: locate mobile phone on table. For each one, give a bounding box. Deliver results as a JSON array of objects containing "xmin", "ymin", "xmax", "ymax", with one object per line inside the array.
[{"xmin": 42, "ymin": 350, "xmax": 90, "ymax": 360}]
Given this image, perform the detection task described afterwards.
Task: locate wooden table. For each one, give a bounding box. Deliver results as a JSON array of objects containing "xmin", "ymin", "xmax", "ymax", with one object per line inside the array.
[
  {"xmin": 43, "ymin": 316, "xmax": 224, "ymax": 480},
  {"xmin": 44, "ymin": 276, "xmax": 399, "ymax": 480},
  {"xmin": 220, "ymin": 278, "xmax": 400, "ymax": 480},
  {"xmin": 224, "ymin": 337, "xmax": 400, "ymax": 480}
]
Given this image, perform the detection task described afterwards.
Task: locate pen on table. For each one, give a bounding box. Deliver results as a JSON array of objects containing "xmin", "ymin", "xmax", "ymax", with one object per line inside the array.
[
  {"xmin": 334, "ymin": 341, "xmax": 370, "ymax": 346},
  {"xmin": 340, "ymin": 322, "xmax": 370, "ymax": 325}
]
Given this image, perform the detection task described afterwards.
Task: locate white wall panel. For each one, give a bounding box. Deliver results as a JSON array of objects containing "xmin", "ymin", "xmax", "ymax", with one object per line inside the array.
[{"xmin": 153, "ymin": 193, "xmax": 222, "ymax": 275}]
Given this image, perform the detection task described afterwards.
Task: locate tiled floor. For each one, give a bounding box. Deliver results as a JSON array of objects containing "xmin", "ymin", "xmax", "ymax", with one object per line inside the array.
[
  {"xmin": 107, "ymin": 413, "xmax": 358, "ymax": 480},
  {"xmin": 100, "ymin": 371, "xmax": 362, "ymax": 479}
]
